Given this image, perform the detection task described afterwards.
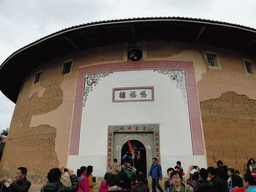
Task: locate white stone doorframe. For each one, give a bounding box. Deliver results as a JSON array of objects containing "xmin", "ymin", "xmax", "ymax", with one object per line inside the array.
[{"xmin": 107, "ymin": 124, "xmax": 160, "ymax": 177}]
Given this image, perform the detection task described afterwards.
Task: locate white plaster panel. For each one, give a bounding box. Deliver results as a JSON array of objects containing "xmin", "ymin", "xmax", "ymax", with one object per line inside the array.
[
  {"xmin": 68, "ymin": 155, "xmax": 107, "ymax": 176},
  {"xmin": 79, "ymin": 70, "xmax": 192, "ymax": 158}
]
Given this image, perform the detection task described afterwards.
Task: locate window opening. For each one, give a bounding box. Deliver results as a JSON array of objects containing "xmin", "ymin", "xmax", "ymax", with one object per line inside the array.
[
  {"xmin": 207, "ymin": 54, "xmax": 217, "ymax": 67},
  {"xmin": 34, "ymin": 72, "xmax": 41, "ymax": 84},
  {"xmin": 245, "ymin": 61, "xmax": 255, "ymax": 74},
  {"xmin": 63, "ymin": 61, "xmax": 72, "ymax": 75}
]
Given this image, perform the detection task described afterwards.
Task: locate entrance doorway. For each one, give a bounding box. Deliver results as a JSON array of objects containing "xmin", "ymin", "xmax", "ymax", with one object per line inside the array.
[
  {"xmin": 108, "ymin": 124, "xmax": 159, "ymax": 180},
  {"xmin": 121, "ymin": 140, "xmax": 147, "ymax": 176}
]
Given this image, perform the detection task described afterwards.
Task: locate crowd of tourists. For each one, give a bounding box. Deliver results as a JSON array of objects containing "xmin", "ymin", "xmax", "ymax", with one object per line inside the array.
[{"xmin": 0, "ymin": 157, "xmax": 255, "ymax": 192}]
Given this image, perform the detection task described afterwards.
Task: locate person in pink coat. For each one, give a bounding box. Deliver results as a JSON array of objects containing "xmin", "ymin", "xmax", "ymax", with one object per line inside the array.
[
  {"xmin": 99, "ymin": 172, "xmax": 112, "ymax": 192},
  {"xmin": 77, "ymin": 166, "xmax": 90, "ymax": 192}
]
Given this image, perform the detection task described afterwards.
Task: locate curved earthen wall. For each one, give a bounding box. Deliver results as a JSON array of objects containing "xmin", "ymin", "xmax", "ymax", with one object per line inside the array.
[{"xmin": 1, "ymin": 41, "xmax": 255, "ymax": 187}]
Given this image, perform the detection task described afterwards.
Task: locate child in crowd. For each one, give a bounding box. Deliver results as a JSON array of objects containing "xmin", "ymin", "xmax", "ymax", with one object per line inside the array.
[
  {"xmin": 99, "ymin": 172, "xmax": 112, "ymax": 192},
  {"xmin": 87, "ymin": 166, "xmax": 97, "ymax": 192}
]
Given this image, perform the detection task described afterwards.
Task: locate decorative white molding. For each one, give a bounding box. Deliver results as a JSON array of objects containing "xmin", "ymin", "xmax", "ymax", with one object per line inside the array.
[
  {"xmin": 154, "ymin": 69, "xmax": 188, "ymax": 103},
  {"xmin": 83, "ymin": 72, "xmax": 113, "ymax": 107}
]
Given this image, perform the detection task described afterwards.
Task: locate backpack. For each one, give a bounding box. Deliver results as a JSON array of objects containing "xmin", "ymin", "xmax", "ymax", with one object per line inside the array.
[{"xmin": 136, "ymin": 184, "xmax": 148, "ymax": 192}]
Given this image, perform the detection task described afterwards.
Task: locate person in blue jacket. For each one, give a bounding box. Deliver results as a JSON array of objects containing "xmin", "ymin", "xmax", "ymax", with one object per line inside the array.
[{"xmin": 148, "ymin": 157, "xmax": 163, "ymax": 192}]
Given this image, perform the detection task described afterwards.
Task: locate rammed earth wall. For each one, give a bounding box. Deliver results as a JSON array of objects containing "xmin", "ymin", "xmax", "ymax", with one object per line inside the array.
[{"xmin": 200, "ymin": 91, "xmax": 256, "ymax": 174}]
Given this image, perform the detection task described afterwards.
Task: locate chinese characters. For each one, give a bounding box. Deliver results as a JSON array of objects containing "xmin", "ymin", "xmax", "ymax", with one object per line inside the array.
[{"xmin": 113, "ymin": 87, "xmax": 154, "ymax": 102}]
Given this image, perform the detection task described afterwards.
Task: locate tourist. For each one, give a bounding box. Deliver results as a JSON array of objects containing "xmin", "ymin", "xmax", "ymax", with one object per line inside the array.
[
  {"xmin": 131, "ymin": 173, "xmax": 149, "ymax": 192},
  {"xmin": 107, "ymin": 174, "xmax": 123, "ymax": 192},
  {"xmin": 228, "ymin": 168, "xmax": 235, "ymax": 191},
  {"xmin": 110, "ymin": 158, "xmax": 119, "ymax": 175},
  {"xmin": 166, "ymin": 171, "xmax": 192, "ymax": 192},
  {"xmin": 77, "ymin": 166, "xmax": 86, "ymax": 182},
  {"xmin": 207, "ymin": 167, "xmax": 229, "ymax": 192},
  {"xmin": 246, "ymin": 158, "xmax": 256, "ymax": 182},
  {"xmin": 230, "ymin": 175, "xmax": 245, "ymax": 192},
  {"xmin": 185, "ymin": 165, "xmax": 200, "ymax": 191},
  {"xmin": 0, "ymin": 167, "xmax": 31, "ymax": 192},
  {"xmin": 41, "ymin": 167, "xmax": 78, "ymax": 192},
  {"xmin": 165, "ymin": 167, "xmax": 174, "ymax": 190},
  {"xmin": 125, "ymin": 160, "xmax": 134, "ymax": 179},
  {"xmin": 87, "ymin": 166, "xmax": 97, "ymax": 192},
  {"xmin": 77, "ymin": 166, "xmax": 89, "ymax": 192},
  {"xmin": 118, "ymin": 165, "xmax": 132, "ymax": 191},
  {"xmin": 194, "ymin": 168, "xmax": 213, "ymax": 192},
  {"xmin": 138, "ymin": 172, "xmax": 148, "ymax": 186},
  {"xmin": 185, "ymin": 165, "xmax": 200, "ymax": 181},
  {"xmin": 243, "ymin": 174, "xmax": 256, "ymax": 192},
  {"xmin": 216, "ymin": 160, "xmax": 229, "ymax": 180},
  {"xmin": 99, "ymin": 172, "xmax": 111, "ymax": 192},
  {"xmin": 174, "ymin": 161, "xmax": 185, "ymax": 176},
  {"xmin": 235, "ymin": 170, "xmax": 243, "ymax": 179},
  {"xmin": 148, "ymin": 157, "xmax": 163, "ymax": 192}
]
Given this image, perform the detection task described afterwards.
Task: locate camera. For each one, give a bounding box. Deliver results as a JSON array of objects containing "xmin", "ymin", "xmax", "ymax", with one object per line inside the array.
[
  {"xmin": 187, "ymin": 179, "xmax": 198, "ymax": 190},
  {"xmin": 93, "ymin": 177, "xmax": 96, "ymax": 182},
  {"xmin": 64, "ymin": 168, "xmax": 68, "ymax": 172},
  {"xmin": 193, "ymin": 165, "xmax": 197, "ymax": 169}
]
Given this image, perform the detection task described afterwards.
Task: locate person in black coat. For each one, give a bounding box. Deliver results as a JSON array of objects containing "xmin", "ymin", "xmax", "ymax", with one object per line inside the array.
[
  {"xmin": 107, "ymin": 174, "xmax": 123, "ymax": 192},
  {"xmin": 207, "ymin": 167, "xmax": 229, "ymax": 192},
  {"xmin": 194, "ymin": 168, "xmax": 213, "ymax": 192},
  {"xmin": 41, "ymin": 167, "xmax": 78, "ymax": 192},
  {"xmin": 118, "ymin": 165, "xmax": 131, "ymax": 191},
  {"xmin": 0, "ymin": 167, "xmax": 31, "ymax": 192}
]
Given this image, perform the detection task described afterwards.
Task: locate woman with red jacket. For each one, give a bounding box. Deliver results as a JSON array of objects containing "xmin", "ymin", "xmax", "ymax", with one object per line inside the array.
[
  {"xmin": 99, "ymin": 172, "xmax": 112, "ymax": 192},
  {"xmin": 77, "ymin": 166, "xmax": 90, "ymax": 192}
]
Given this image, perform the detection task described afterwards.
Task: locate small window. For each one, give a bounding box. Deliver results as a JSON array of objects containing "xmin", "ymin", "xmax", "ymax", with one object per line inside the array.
[
  {"xmin": 62, "ymin": 61, "xmax": 72, "ymax": 75},
  {"xmin": 34, "ymin": 72, "xmax": 41, "ymax": 84},
  {"xmin": 207, "ymin": 54, "xmax": 218, "ymax": 67},
  {"xmin": 245, "ymin": 61, "xmax": 255, "ymax": 75}
]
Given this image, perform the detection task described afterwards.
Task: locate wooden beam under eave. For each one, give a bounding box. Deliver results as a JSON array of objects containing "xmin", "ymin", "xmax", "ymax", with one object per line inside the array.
[
  {"xmin": 64, "ymin": 36, "xmax": 81, "ymax": 51},
  {"xmin": 130, "ymin": 24, "xmax": 136, "ymax": 42},
  {"xmin": 194, "ymin": 26, "xmax": 206, "ymax": 43},
  {"xmin": 242, "ymin": 38, "xmax": 256, "ymax": 50}
]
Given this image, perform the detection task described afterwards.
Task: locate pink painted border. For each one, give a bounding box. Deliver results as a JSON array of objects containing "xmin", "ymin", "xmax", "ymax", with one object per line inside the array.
[
  {"xmin": 112, "ymin": 86, "xmax": 154, "ymax": 102},
  {"xmin": 70, "ymin": 60, "xmax": 204, "ymax": 156}
]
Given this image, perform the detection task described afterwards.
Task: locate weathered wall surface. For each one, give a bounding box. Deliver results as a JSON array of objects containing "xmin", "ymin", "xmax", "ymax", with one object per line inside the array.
[
  {"xmin": 1, "ymin": 40, "xmax": 256, "ymax": 190},
  {"xmin": 0, "ymin": 44, "xmax": 126, "ymax": 187},
  {"xmin": 197, "ymin": 50, "xmax": 256, "ymax": 173},
  {"xmin": 0, "ymin": 62, "xmax": 62, "ymax": 175},
  {"xmin": 200, "ymin": 92, "xmax": 256, "ymax": 174},
  {"xmin": 148, "ymin": 42, "xmax": 256, "ymax": 173}
]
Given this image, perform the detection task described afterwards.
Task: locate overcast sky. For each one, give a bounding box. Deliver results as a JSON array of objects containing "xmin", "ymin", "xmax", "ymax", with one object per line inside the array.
[{"xmin": 1, "ymin": 0, "xmax": 256, "ymax": 132}]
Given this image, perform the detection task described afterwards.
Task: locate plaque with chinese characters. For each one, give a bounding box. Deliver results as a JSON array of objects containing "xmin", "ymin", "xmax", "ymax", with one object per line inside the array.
[{"xmin": 112, "ymin": 86, "xmax": 154, "ymax": 102}]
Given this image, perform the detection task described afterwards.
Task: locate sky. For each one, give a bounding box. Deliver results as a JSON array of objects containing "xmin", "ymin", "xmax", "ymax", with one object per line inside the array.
[{"xmin": 1, "ymin": 0, "xmax": 256, "ymax": 132}]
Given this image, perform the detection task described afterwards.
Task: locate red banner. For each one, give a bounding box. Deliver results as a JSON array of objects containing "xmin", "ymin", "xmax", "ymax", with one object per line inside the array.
[{"xmin": 128, "ymin": 139, "xmax": 138, "ymax": 161}]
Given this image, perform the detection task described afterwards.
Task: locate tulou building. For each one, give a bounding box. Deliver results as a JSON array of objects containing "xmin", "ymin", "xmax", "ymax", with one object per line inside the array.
[{"xmin": 0, "ymin": 17, "xmax": 256, "ymax": 187}]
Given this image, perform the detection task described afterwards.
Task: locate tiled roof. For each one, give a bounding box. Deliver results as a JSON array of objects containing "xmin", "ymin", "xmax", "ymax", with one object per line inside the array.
[
  {"xmin": 2, "ymin": 16, "xmax": 256, "ymax": 67},
  {"xmin": 1, "ymin": 16, "xmax": 256, "ymax": 103}
]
